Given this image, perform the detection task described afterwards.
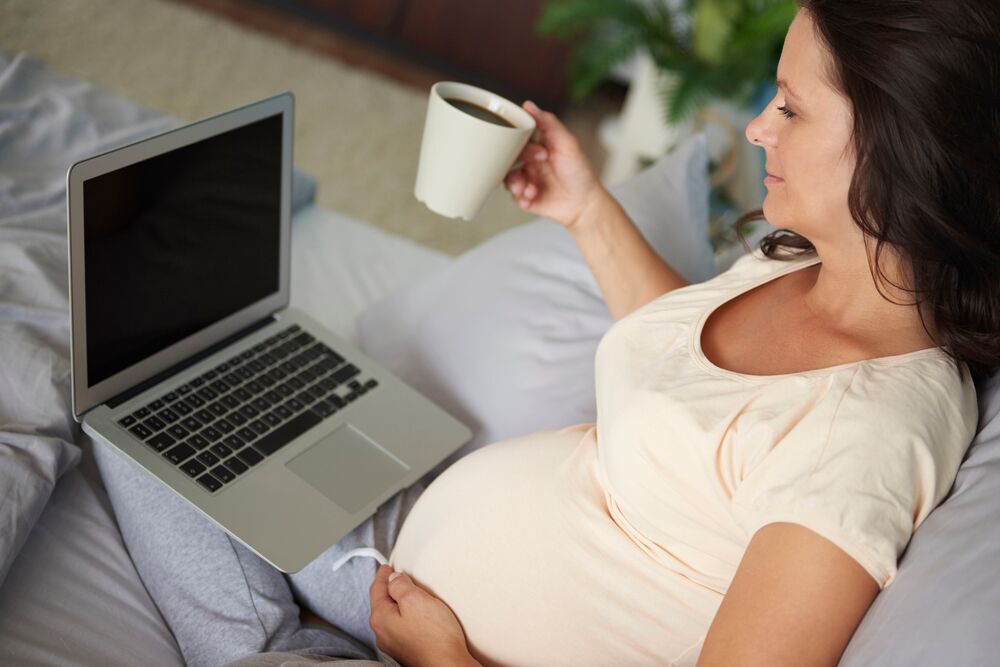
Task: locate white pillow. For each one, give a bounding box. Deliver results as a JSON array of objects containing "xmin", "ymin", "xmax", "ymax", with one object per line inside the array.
[{"xmin": 357, "ymin": 134, "xmax": 714, "ymax": 473}]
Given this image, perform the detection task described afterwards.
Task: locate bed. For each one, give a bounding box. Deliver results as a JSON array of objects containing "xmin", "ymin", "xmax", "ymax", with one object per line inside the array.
[{"xmin": 1, "ymin": 49, "xmax": 999, "ymax": 667}]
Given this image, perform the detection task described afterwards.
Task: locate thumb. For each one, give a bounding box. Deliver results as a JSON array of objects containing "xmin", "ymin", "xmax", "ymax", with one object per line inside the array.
[
  {"xmin": 386, "ymin": 571, "xmax": 421, "ymax": 604},
  {"xmin": 523, "ymin": 100, "xmax": 577, "ymax": 152}
]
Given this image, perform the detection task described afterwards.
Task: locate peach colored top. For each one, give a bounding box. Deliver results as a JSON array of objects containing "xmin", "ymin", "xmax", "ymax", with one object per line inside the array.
[{"xmin": 389, "ymin": 251, "xmax": 978, "ymax": 667}]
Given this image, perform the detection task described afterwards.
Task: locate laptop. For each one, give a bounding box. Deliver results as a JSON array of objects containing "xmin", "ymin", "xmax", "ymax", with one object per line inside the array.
[{"xmin": 67, "ymin": 93, "xmax": 471, "ymax": 572}]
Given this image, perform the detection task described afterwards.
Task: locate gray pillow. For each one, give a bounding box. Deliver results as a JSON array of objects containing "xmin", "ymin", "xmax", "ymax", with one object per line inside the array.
[{"xmin": 840, "ymin": 370, "xmax": 1000, "ymax": 666}]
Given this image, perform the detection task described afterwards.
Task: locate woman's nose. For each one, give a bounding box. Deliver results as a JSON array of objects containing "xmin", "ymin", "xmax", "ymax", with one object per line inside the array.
[{"xmin": 745, "ymin": 107, "xmax": 776, "ymax": 148}]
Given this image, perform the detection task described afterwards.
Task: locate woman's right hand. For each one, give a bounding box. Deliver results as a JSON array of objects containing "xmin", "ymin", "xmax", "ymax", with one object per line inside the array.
[{"xmin": 504, "ymin": 100, "xmax": 606, "ymax": 231}]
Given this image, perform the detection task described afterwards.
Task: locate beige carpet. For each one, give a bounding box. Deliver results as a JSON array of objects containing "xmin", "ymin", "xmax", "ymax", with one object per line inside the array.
[{"xmin": 0, "ymin": 0, "xmax": 535, "ymax": 255}]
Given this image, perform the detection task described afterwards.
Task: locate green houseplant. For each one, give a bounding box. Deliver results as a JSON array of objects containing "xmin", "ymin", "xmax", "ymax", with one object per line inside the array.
[{"xmin": 538, "ymin": 0, "xmax": 796, "ymax": 123}]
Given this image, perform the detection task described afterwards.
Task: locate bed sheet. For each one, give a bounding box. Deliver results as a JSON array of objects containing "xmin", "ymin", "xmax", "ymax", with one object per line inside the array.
[{"xmin": 0, "ymin": 205, "xmax": 449, "ymax": 666}]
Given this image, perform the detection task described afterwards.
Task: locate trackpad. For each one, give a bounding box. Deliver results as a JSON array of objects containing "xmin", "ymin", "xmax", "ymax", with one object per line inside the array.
[{"xmin": 286, "ymin": 424, "xmax": 410, "ymax": 513}]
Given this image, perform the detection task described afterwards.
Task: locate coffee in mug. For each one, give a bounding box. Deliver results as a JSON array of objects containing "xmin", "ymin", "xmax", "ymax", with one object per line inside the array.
[{"xmin": 415, "ymin": 82, "xmax": 535, "ymax": 220}]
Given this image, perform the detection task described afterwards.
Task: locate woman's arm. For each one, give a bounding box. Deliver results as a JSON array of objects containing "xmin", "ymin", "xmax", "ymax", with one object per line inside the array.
[
  {"xmin": 697, "ymin": 522, "xmax": 879, "ymax": 667},
  {"xmin": 505, "ymin": 102, "xmax": 688, "ymax": 321},
  {"xmin": 568, "ymin": 189, "xmax": 689, "ymax": 320}
]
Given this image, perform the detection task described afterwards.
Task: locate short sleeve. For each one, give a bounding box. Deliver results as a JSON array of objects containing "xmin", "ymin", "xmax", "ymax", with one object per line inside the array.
[{"xmin": 731, "ymin": 361, "xmax": 977, "ymax": 589}]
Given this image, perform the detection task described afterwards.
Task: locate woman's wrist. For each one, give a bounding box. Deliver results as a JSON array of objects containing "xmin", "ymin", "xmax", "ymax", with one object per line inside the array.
[{"xmin": 566, "ymin": 184, "xmax": 617, "ymax": 236}]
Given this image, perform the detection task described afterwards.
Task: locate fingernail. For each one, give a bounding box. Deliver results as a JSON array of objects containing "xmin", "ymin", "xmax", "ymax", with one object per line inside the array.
[
  {"xmin": 388, "ymin": 571, "xmax": 401, "ymax": 582},
  {"xmin": 526, "ymin": 100, "xmax": 539, "ymax": 111},
  {"xmin": 534, "ymin": 151, "xmax": 547, "ymax": 161}
]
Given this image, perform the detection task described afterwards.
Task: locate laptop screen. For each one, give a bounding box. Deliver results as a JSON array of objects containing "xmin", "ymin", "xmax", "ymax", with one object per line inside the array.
[{"xmin": 83, "ymin": 114, "xmax": 282, "ymax": 387}]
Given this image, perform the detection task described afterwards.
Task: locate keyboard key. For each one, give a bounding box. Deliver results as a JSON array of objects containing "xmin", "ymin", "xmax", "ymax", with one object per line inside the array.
[
  {"xmin": 251, "ymin": 397, "xmax": 271, "ymax": 411},
  {"xmin": 260, "ymin": 352, "xmax": 278, "ymax": 366},
  {"xmin": 235, "ymin": 366, "xmax": 254, "ymax": 381},
  {"xmin": 247, "ymin": 359, "xmax": 266, "ymax": 373},
  {"xmin": 273, "ymin": 404, "xmax": 293, "ymax": 420},
  {"xmin": 207, "ymin": 401, "xmax": 228, "ymax": 417},
  {"xmin": 181, "ymin": 416, "xmax": 203, "ymax": 431},
  {"xmin": 164, "ymin": 443, "xmax": 196, "ymax": 465},
  {"xmin": 274, "ymin": 382, "xmax": 295, "ymax": 397},
  {"xmin": 319, "ymin": 378, "xmax": 337, "ymax": 392},
  {"xmin": 133, "ymin": 407, "xmax": 151, "ymax": 419},
  {"xmin": 210, "ymin": 380, "xmax": 230, "ymax": 393},
  {"xmin": 163, "ymin": 391, "xmax": 178, "ymax": 403},
  {"xmin": 253, "ymin": 411, "xmax": 321, "ymax": 457},
  {"xmin": 210, "ymin": 442, "xmax": 233, "ymax": 458},
  {"xmin": 118, "ymin": 415, "xmax": 137, "ymax": 427},
  {"xmin": 238, "ymin": 405, "xmax": 259, "ymax": 419},
  {"xmin": 296, "ymin": 391, "xmax": 316, "ymax": 406},
  {"xmin": 328, "ymin": 394, "xmax": 346, "ymax": 409},
  {"xmin": 172, "ymin": 399, "xmax": 193, "ymax": 415},
  {"xmin": 147, "ymin": 432, "xmax": 175, "ymax": 452},
  {"xmin": 221, "ymin": 394, "xmax": 241, "ymax": 409},
  {"xmin": 297, "ymin": 368, "xmax": 318, "ymax": 383},
  {"xmin": 167, "ymin": 424, "xmax": 190, "ymax": 439},
  {"xmin": 345, "ymin": 391, "xmax": 359, "ymax": 403},
  {"xmin": 214, "ymin": 418, "xmax": 235, "ymax": 434},
  {"xmin": 143, "ymin": 415, "xmax": 166, "ymax": 432},
  {"xmin": 364, "ymin": 379, "xmax": 378, "ymax": 390},
  {"xmin": 177, "ymin": 383, "xmax": 192, "ymax": 395},
  {"xmin": 312, "ymin": 400, "xmax": 337, "ymax": 418},
  {"xmin": 194, "ymin": 409, "xmax": 215, "ymax": 423},
  {"xmin": 257, "ymin": 374, "xmax": 276, "ymax": 388},
  {"xmin": 181, "ymin": 459, "xmax": 206, "ymax": 478},
  {"xmin": 186, "ymin": 393, "xmax": 206, "ymax": 408},
  {"xmin": 245, "ymin": 380, "xmax": 264, "ymax": 395},
  {"xmin": 227, "ymin": 411, "xmax": 248, "ymax": 426},
  {"xmin": 159, "ymin": 408, "xmax": 179, "ymax": 423},
  {"xmin": 292, "ymin": 332, "xmax": 315, "ymax": 347},
  {"xmin": 261, "ymin": 411, "xmax": 282, "ymax": 427},
  {"xmin": 332, "ymin": 364, "xmax": 361, "ymax": 384},
  {"xmin": 188, "ymin": 433, "xmax": 210, "ymax": 450},
  {"xmin": 225, "ymin": 457, "xmax": 249, "ymax": 475},
  {"xmin": 237, "ymin": 427, "xmax": 258, "ymax": 442},
  {"xmin": 240, "ymin": 350, "xmax": 254, "ymax": 360},
  {"xmin": 211, "ymin": 466, "xmax": 236, "ymax": 483},
  {"xmin": 237, "ymin": 447, "xmax": 264, "ymax": 467},
  {"xmin": 349, "ymin": 380, "xmax": 362, "ymax": 391},
  {"xmin": 284, "ymin": 397, "xmax": 304, "ymax": 412},
  {"xmin": 263, "ymin": 390, "xmax": 282, "ymax": 404},
  {"xmin": 196, "ymin": 474, "xmax": 222, "ymax": 492},
  {"xmin": 149, "ymin": 399, "xmax": 165, "ymax": 411},
  {"xmin": 233, "ymin": 387, "xmax": 253, "ymax": 402},
  {"xmin": 223, "ymin": 434, "xmax": 245, "ymax": 450},
  {"xmin": 215, "ymin": 361, "xmax": 231, "ymax": 373},
  {"xmin": 196, "ymin": 387, "xmax": 218, "ymax": 401},
  {"xmin": 223, "ymin": 372, "xmax": 242, "ymax": 387},
  {"xmin": 248, "ymin": 419, "xmax": 269, "ymax": 435},
  {"xmin": 202, "ymin": 370, "xmax": 218, "ymax": 381},
  {"xmin": 189, "ymin": 377, "xmax": 205, "ymax": 387},
  {"xmin": 197, "ymin": 451, "xmax": 220, "ymax": 466},
  {"xmin": 201, "ymin": 426, "xmax": 223, "ymax": 442},
  {"xmin": 253, "ymin": 343, "xmax": 267, "ymax": 353},
  {"xmin": 307, "ymin": 385, "xmax": 327, "ymax": 400},
  {"xmin": 129, "ymin": 423, "xmax": 153, "ymax": 440}
]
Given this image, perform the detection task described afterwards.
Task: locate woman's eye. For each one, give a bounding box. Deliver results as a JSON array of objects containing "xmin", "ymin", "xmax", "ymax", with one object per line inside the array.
[{"xmin": 776, "ymin": 105, "xmax": 796, "ymax": 119}]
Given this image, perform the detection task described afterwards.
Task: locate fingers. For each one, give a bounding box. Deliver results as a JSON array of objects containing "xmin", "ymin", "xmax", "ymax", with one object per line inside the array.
[
  {"xmin": 369, "ymin": 564, "xmax": 399, "ymax": 618},
  {"xmin": 522, "ymin": 100, "xmax": 578, "ymax": 153},
  {"xmin": 386, "ymin": 570, "xmax": 422, "ymax": 606}
]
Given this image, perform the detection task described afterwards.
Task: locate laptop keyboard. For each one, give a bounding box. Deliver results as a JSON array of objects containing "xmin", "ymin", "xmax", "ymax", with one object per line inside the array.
[{"xmin": 115, "ymin": 324, "xmax": 379, "ymax": 494}]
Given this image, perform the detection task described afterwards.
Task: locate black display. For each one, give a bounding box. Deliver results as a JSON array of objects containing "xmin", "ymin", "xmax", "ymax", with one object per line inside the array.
[{"xmin": 84, "ymin": 114, "xmax": 283, "ymax": 387}]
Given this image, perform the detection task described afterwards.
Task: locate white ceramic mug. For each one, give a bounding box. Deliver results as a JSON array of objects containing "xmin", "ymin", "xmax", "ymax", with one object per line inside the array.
[{"xmin": 414, "ymin": 82, "xmax": 536, "ymax": 220}]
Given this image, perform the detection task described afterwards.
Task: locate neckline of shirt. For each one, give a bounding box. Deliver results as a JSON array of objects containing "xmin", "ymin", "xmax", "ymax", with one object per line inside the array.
[{"xmin": 688, "ymin": 253, "xmax": 947, "ymax": 382}]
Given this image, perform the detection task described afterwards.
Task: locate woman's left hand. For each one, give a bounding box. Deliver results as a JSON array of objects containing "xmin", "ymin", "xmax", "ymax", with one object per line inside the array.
[{"xmin": 369, "ymin": 564, "xmax": 481, "ymax": 667}]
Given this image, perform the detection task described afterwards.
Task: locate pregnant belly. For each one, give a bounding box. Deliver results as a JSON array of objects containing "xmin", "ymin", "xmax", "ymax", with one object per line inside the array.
[{"xmin": 389, "ymin": 424, "xmax": 715, "ymax": 667}]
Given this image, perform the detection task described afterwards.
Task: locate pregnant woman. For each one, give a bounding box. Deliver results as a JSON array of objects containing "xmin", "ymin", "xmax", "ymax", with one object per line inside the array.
[{"xmin": 94, "ymin": 1, "xmax": 999, "ymax": 666}]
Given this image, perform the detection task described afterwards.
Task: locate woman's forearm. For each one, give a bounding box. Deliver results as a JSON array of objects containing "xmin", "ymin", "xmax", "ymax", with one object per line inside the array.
[{"xmin": 570, "ymin": 188, "xmax": 689, "ymax": 321}]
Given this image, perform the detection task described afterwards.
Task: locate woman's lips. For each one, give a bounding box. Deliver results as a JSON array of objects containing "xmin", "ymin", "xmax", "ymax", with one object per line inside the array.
[{"xmin": 764, "ymin": 173, "xmax": 785, "ymax": 185}]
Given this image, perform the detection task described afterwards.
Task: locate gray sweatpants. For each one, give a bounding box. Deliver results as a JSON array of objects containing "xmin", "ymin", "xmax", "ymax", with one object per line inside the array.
[{"xmin": 93, "ymin": 440, "xmax": 425, "ymax": 667}]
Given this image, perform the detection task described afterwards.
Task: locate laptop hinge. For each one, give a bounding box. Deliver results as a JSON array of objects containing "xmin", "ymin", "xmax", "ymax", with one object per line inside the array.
[{"xmin": 105, "ymin": 315, "xmax": 278, "ymax": 409}]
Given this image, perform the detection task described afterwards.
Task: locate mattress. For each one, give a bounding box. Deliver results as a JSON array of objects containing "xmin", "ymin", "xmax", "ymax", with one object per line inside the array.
[{"xmin": 0, "ymin": 204, "xmax": 449, "ymax": 666}]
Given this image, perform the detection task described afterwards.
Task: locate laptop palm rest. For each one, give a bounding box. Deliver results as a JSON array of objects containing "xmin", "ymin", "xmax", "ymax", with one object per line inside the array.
[{"xmin": 286, "ymin": 424, "xmax": 410, "ymax": 513}]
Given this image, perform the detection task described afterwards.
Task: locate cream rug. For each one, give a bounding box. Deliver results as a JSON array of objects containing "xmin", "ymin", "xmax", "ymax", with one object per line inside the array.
[{"xmin": 0, "ymin": 0, "xmax": 533, "ymax": 255}]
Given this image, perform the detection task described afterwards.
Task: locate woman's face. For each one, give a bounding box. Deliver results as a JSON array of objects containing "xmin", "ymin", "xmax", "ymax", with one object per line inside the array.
[{"xmin": 745, "ymin": 11, "xmax": 856, "ymax": 243}]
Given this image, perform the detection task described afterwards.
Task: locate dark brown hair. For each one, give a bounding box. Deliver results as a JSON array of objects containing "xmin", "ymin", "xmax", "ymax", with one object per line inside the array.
[{"xmin": 738, "ymin": 0, "xmax": 1000, "ymax": 383}]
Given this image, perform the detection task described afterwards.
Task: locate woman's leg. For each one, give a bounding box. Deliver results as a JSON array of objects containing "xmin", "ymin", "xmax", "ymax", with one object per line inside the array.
[
  {"xmin": 93, "ymin": 440, "xmax": 407, "ymax": 667},
  {"xmin": 285, "ymin": 482, "xmax": 426, "ymax": 650}
]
